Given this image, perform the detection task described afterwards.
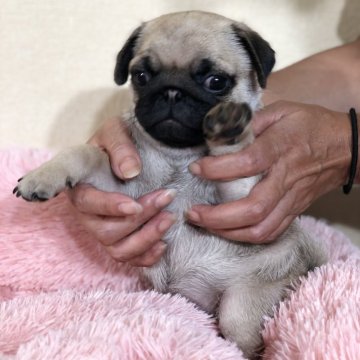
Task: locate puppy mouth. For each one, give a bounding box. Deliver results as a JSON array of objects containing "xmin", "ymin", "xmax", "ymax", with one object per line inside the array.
[
  {"xmin": 147, "ymin": 117, "xmax": 199, "ymax": 131},
  {"xmin": 152, "ymin": 118, "xmax": 179, "ymax": 129},
  {"xmin": 144, "ymin": 118, "xmax": 204, "ymax": 147}
]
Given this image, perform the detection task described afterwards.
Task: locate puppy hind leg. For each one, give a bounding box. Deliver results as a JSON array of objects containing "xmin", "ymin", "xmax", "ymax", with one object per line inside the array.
[{"xmin": 218, "ymin": 281, "xmax": 286, "ymax": 359}]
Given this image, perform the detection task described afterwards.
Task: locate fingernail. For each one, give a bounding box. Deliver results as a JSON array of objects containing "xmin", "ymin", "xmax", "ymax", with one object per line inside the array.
[
  {"xmin": 118, "ymin": 202, "xmax": 143, "ymax": 215},
  {"xmin": 157, "ymin": 214, "xmax": 177, "ymax": 232},
  {"xmin": 119, "ymin": 157, "xmax": 141, "ymax": 179},
  {"xmin": 186, "ymin": 210, "xmax": 200, "ymax": 223},
  {"xmin": 189, "ymin": 162, "xmax": 201, "ymax": 175},
  {"xmin": 154, "ymin": 189, "xmax": 177, "ymax": 209}
]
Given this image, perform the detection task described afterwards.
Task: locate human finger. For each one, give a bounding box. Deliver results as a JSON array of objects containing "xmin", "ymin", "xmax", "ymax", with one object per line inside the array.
[
  {"xmin": 105, "ymin": 211, "xmax": 176, "ymax": 262},
  {"xmin": 189, "ymin": 135, "xmax": 276, "ymax": 181},
  {"xmin": 78, "ymin": 189, "xmax": 176, "ymax": 246},
  {"xmin": 89, "ymin": 118, "xmax": 141, "ymax": 180},
  {"xmin": 186, "ymin": 167, "xmax": 286, "ymax": 230},
  {"xmin": 266, "ymin": 215, "xmax": 295, "ymax": 242},
  {"xmin": 128, "ymin": 241, "xmax": 167, "ymax": 267},
  {"xmin": 67, "ymin": 184, "xmax": 142, "ymax": 216},
  {"xmin": 208, "ymin": 195, "xmax": 296, "ymax": 244}
]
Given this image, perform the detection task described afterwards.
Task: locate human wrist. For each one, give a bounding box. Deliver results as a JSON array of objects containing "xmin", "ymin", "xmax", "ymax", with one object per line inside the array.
[{"xmin": 263, "ymin": 40, "xmax": 360, "ymax": 112}]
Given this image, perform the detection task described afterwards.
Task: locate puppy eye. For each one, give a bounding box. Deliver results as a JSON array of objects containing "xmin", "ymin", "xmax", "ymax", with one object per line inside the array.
[
  {"xmin": 132, "ymin": 71, "xmax": 151, "ymax": 86},
  {"xmin": 203, "ymin": 75, "xmax": 230, "ymax": 93}
]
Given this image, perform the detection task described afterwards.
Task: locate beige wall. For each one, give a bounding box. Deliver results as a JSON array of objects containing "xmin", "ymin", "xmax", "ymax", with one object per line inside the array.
[{"xmin": 0, "ymin": 0, "xmax": 359, "ymax": 240}]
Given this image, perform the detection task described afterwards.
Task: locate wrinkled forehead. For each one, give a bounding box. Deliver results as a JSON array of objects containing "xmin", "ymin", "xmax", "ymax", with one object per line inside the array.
[{"xmin": 132, "ymin": 12, "xmax": 250, "ymax": 74}]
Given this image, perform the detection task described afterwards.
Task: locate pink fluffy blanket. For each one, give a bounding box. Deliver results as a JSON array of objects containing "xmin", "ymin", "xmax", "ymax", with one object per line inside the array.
[{"xmin": 0, "ymin": 148, "xmax": 359, "ymax": 359}]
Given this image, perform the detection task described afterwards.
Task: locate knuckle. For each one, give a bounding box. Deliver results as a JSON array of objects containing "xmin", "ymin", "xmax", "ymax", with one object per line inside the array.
[
  {"xmin": 139, "ymin": 224, "xmax": 162, "ymax": 246},
  {"xmin": 113, "ymin": 143, "xmax": 132, "ymax": 155},
  {"xmin": 248, "ymin": 225, "xmax": 268, "ymax": 243},
  {"xmin": 250, "ymin": 201, "xmax": 268, "ymax": 221},
  {"xmin": 103, "ymin": 200, "xmax": 117, "ymax": 216},
  {"xmin": 199, "ymin": 208, "xmax": 217, "ymax": 227},
  {"xmin": 201, "ymin": 157, "xmax": 227, "ymax": 178},
  {"xmin": 242, "ymin": 154, "xmax": 258, "ymax": 171},
  {"xmin": 106, "ymin": 228, "xmax": 159, "ymax": 262},
  {"xmin": 71, "ymin": 188, "xmax": 88, "ymax": 210},
  {"xmin": 95, "ymin": 222, "xmax": 121, "ymax": 245},
  {"xmin": 198, "ymin": 158, "xmax": 213, "ymax": 177},
  {"xmin": 72, "ymin": 211, "xmax": 91, "ymax": 229},
  {"xmin": 106, "ymin": 246, "xmax": 131, "ymax": 263}
]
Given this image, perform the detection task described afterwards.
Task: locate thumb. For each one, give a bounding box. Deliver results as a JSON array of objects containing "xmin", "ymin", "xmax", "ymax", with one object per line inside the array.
[{"xmin": 89, "ymin": 118, "xmax": 141, "ymax": 180}]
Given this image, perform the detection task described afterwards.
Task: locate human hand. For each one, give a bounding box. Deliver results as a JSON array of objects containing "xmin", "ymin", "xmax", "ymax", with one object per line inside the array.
[
  {"xmin": 68, "ymin": 118, "xmax": 176, "ymax": 267},
  {"xmin": 187, "ymin": 101, "xmax": 352, "ymax": 243}
]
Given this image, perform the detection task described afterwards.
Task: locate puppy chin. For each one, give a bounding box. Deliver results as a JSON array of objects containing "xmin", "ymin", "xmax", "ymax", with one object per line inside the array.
[{"xmin": 143, "ymin": 119, "xmax": 204, "ymax": 148}]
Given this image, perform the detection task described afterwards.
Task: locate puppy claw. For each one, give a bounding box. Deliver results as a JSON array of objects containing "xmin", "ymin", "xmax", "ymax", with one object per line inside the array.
[
  {"xmin": 31, "ymin": 193, "xmax": 40, "ymax": 201},
  {"xmin": 66, "ymin": 177, "xmax": 75, "ymax": 189},
  {"xmin": 13, "ymin": 186, "xmax": 18, "ymax": 194},
  {"xmin": 30, "ymin": 192, "xmax": 48, "ymax": 202}
]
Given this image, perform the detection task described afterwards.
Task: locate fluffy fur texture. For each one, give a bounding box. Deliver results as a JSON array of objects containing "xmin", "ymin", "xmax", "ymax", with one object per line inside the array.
[{"xmin": 1, "ymin": 148, "xmax": 360, "ymax": 359}]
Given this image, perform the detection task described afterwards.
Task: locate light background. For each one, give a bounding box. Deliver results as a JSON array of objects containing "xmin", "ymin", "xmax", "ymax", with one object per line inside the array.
[{"xmin": 0, "ymin": 0, "xmax": 359, "ymax": 242}]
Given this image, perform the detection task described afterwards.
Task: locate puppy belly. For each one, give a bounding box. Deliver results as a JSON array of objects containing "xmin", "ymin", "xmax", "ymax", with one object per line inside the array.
[{"xmin": 143, "ymin": 226, "xmax": 246, "ymax": 313}]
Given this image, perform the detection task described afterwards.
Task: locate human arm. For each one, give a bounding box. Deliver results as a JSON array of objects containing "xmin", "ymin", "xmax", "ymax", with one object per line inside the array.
[{"xmin": 263, "ymin": 38, "xmax": 360, "ymax": 111}]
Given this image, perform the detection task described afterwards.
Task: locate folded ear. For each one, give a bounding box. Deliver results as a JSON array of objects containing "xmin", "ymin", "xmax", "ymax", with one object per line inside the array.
[
  {"xmin": 114, "ymin": 26, "xmax": 143, "ymax": 85},
  {"xmin": 231, "ymin": 24, "xmax": 275, "ymax": 88}
]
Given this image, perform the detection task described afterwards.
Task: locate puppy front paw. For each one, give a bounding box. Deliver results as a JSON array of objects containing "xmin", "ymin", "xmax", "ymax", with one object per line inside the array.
[
  {"xmin": 203, "ymin": 102, "xmax": 252, "ymax": 146},
  {"xmin": 13, "ymin": 168, "xmax": 75, "ymax": 202}
]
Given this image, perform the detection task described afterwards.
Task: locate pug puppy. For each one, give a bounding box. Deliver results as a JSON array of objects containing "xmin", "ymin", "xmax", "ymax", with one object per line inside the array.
[{"xmin": 13, "ymin": 11, "xmax": 326, "ymax": 358}]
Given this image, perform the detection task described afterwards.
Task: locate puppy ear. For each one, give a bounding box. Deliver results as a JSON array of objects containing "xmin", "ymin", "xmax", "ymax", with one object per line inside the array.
[
  {"xmin": 114, "ymin": 26, "xmax": 143, "ymax": 85},
  {"xmin": 231, "ymin": 24, "xmax": 275, "ymax": 88}
]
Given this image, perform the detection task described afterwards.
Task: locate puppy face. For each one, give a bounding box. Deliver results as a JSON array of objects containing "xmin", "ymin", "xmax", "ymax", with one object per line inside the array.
[{"xmin": 114, "ymin": 11, "xmax": 275, "ymax": 148}]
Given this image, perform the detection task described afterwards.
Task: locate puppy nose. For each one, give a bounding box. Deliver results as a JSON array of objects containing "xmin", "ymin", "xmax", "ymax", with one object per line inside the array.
[{"xmin": 163, "ymin": 88, "xmax": 182, "ymax": 103}]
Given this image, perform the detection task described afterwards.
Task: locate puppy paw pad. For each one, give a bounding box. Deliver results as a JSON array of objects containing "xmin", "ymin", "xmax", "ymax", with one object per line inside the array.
[{"xmin": 203, "ymin": 102, "xmax": 252, "ymax": 143}]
